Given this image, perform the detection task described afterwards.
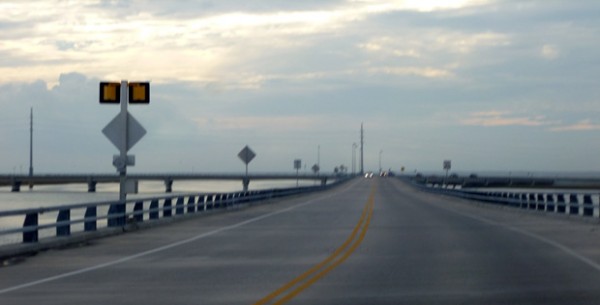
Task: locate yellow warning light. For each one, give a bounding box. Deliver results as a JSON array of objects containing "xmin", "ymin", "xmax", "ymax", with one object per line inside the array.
[
  {"xmin": 128, "ymin": 82, "xmax": 150, "ymax": 104},
  {"xmin": 99, "ymin": 82, "xmax": 121, "ymax": 104}
]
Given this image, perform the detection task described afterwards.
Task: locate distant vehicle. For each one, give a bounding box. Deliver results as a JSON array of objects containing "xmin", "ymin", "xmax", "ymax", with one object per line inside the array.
[
  {"xmin": 449, "ymin": 173, "xmax": 458, "ymax": 178},
  {"xmin": 469, "ymin": 173, "xmax": 478, "ymax": 178},
  {"xmin": 364, "ymin": 172, "xmax": 374, "ymax": 178}
]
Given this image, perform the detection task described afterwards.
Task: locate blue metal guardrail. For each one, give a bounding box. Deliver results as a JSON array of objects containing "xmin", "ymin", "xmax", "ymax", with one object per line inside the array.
[
  {"xmin": 412, "ymin": 182, "xmax": 599, "ymax": 218},
  {"xmin": 0, "ymin": 181, "xmax": 346, "ymax": 246}
]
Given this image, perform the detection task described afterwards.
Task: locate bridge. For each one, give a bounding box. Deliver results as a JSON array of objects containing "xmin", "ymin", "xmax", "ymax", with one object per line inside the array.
[
  {"xmin": 413, "ymin": 174, "xmax": 600, "ymax": 189},
  {"xmin": 2, "ymin": 177, "xmax": 600, "ymax": 304},
  {"xmin": 0, "ymin": 173, "xmax": 340, "ymax": 193}
]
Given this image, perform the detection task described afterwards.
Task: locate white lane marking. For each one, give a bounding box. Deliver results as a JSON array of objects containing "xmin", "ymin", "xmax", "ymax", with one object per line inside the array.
[
  {"xmin": 432, "ymin": 200, "xmax": 600, "ymax": 272},
  {"xmin": 0, "ymin": 179, "xmax": 364, "ymax": 295}
]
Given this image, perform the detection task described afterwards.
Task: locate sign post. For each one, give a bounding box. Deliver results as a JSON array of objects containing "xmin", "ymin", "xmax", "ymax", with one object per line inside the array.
[
  {"xmin": 238, "ymin": 145, "xmax": 256, "ymax": 191},
  {"xmin": 312, "ymin": 164, "xmax": 320, "ymax": 175},
  {"xmin": 294, "ymin": 159, "xmax": 301, "ymax": 187},
  {"xmin": 100, "ymin": 80, "xmax": 149, "ymax": 226},
  {"xmin": 443, "ymin": 160, "xmax": 451, "ymax": 185}
]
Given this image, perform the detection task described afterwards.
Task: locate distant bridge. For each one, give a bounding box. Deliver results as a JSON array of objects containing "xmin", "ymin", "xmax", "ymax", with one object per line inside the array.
[
  {"xmin": 412, "ymin": 175, "xmax": 600, "ymax": 189},
  {"xmin": 0, "ymin": 173, "xmax": 344, "ymax": 193}
]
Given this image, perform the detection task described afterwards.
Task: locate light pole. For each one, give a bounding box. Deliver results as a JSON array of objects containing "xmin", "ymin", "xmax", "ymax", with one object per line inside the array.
[
  {"xmin": 352, "ymin": 143, "xmax": 357, "ymax": 175},
  {"xmin": 29, "ymin": 108, "xmax": 33, "ymax": 177},
  {"xmin": 379, "ymin": 150, "xmax": 383, "ymax": 173},
  {"xmin": 317, "ymin": 144, "xmax": 320, "ymax": 169}
]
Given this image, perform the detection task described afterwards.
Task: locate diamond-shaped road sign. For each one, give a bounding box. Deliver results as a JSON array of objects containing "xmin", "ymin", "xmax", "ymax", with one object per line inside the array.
[
  {"xmin": 238, "ymin": 145, "xmax": 256, "ymax": 165},
  {"xmin": 102, "ymin": 112, "xmax": 147, "ymax": 152}
]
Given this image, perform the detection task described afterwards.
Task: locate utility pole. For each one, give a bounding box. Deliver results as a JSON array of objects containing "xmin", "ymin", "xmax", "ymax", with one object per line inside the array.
[
  {"xmin": 29, "ymin": 108, "xmax": 33, "ymax": 177},
  {"xmin": 352, "ymin": 143, "xmax": 357, "ymax": 175},
  {"xmin": 379, "ymin": 149, "xmax": 383, "ymax": 173},
  {"xmin": 360, "ymin": 123, "xmax": 364, "ymax": 175},
  {"xmin": 317, "ymin": 145, "xmax": 320, "ymax": 168}
]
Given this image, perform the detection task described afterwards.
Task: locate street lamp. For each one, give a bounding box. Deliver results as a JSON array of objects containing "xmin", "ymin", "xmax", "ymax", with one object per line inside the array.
[
  {"xmin": 379, "ymin": 150, "xmax": 383, "ymax": 173},
  {"xmin": 352, "ymin": 143, "xmax": 358, "ymax": 175}
]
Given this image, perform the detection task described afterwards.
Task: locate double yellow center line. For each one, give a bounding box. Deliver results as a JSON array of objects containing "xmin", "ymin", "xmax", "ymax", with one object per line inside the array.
[{"xmin": 252, "ymin": 186, "xmax": 376, "ymax": 305}]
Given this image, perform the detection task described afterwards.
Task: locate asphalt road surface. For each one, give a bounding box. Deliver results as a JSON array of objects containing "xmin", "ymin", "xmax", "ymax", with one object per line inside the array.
[{"xmin": 2, "ymin": 177, "xmax": 600, "ymax": 305}]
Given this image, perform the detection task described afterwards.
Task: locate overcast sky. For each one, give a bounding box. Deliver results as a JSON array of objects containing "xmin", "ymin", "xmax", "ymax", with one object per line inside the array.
[{"xmin": 1, "ymin": 0, "xmax": 599, "ymax": 174}]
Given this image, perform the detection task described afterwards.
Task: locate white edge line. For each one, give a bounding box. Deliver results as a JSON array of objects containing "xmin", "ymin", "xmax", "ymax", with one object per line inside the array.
[
  {"xmin": 434, "ymin": 201, "xmax": 600, "ymax": 272},
  {"xmin": 0, "ymin": 179, "xmax": 362, "ymax": 295}
]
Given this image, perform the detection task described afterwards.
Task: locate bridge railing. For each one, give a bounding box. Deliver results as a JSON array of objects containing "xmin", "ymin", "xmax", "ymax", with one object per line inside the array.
[
  {"xmin": 410, "ymin": 181, "xmax": 600, "ymax": 218},
  {"xmin": 0, "ymin": 180, "xmax": 348, "ymax": 247}
]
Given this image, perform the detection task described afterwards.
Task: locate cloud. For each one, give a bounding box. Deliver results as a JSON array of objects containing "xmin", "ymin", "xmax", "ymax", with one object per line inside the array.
[
  {"xmin": 549, "ymin": 120, "xmax": 600, "ymax": 132},
  {"xmin": 0, "ymin": 0, "xmax": 494, "ymax": 87},
  {"xmin": 459, "ymin": 111, "xmax": 551, "ymax": 127},
  {"xmin": 193, "ymin": 115, "xmax": 326, "ymax": 131},
  {"xmin": 369, "ymin": 66, "xmax": 453, "ymax": 78},
  {"xmin": 541, "ymin": 44, "xmax": 559, "ymax": 60},
  {"xmin": 2, "ymin": 1, "xmax": 600, "ymax": 173}
]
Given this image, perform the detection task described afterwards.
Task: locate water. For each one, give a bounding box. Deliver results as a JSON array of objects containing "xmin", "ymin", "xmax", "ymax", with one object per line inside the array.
[
  {"xmin": 0, "ymin": 179, "xmax": 319, "ymax": 245},
  {"xmin": 0, "ymin": 179, "xmax": 318, "ymax": 212}
]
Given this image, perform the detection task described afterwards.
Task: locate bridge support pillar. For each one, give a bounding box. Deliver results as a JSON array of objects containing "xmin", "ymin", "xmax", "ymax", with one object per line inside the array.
[
  {"xmin": 87, "ymin": 181, "xmax": 97, "ymax": 193},
  {"xmin": 11, "ymin": 181, "xmax": 21, "ymax": 192},
  {"xmin": 165, "ymin": 179, "xmax": 173, "ymax": 193},
  {"xmin": 242, "ymin": 178, "xmax": 250, "ymax": 192},
  {"xmin": 320, "ymin": 178, "xmax": 327, "ymax": 186}
]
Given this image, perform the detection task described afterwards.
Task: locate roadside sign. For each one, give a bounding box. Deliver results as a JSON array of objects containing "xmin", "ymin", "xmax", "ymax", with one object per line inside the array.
[
  {"xmin": 113, "ymin": 154, "xmax": 135, "ymax": 170},
  {"xmin": 128, "ymin": 82, "xmax": 150, "ymax": 104},
  {"xmin": 99, "ymin": 79, "xmax": 150, "ymax": 209},
  {"xmin": 238, "ymin": 145, "xmax": 256, "ymax": 165},
  {"xmin": 443, "ymin": 160, "xmax": 451, "ymax": 170},
  {"xmin": 99, "ymin": 82, "xmax": 121, "ymax": 104},
  {"xmin": 294, "ymin": 159, "xmax": 301, "ymax": 170},
  {"xmin": 102, "ymin": 112, "xmax": 147, "ymax": 152}
]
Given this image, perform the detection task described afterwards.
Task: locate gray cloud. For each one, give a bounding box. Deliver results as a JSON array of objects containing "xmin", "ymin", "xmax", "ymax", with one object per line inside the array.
[{"xmin": 1, "ymin": 1, "xmax": 600, "ymax": 173}]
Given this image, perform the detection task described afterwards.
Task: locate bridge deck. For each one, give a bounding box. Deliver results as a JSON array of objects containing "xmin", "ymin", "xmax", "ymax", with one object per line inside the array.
[{"xmin": 2, "ymin": 178, "xmax": 600, "ymax": 304}]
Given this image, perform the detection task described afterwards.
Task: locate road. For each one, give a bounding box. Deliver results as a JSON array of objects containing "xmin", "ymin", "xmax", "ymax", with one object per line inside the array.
[{"xmin": 2, "ymin": 177, "xmax": 600, "ymax": 304}]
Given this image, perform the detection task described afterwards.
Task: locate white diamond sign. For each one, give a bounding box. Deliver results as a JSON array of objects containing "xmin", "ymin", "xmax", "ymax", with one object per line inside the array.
[
  {"xmin": 102, "ymin": 112, "xmax": 147, "ymax": 152},
  {"xmin": 238, "ymin": 145, "xmax": 256, "ymax": 165}
]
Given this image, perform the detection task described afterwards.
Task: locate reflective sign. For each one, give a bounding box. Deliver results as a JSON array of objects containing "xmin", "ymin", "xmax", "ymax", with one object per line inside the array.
[
  {"xmin": 238, "ymin": 146, "xmax": 256, "ymax": 165},
  {"xmin": 443, "ymin": 160, "xmax": 451, "ymax": 170},
  {"xmin": 128, "ymin": 82, "xmax": 150, "ymax": 104},
  {"xmin": 102, "ymin": 112, "xmax": 147, "ymax": 152},
  {"xmin": 100, "ymin": 82, "xmax": 121, "ymax": 104}
]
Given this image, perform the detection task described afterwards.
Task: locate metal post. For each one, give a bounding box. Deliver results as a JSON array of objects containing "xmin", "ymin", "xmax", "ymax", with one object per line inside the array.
[
  {"xmin": 243, "ymin": 177, "xmax": 250, "ymax": 191},
  {"xmin": 379, "ymin": 150, "xmax": 383, "ymax": 174},
  {"xmin": 119, "ymin": 80, "xmax": 128, "ymax": 203},
  {"xmin": 108, "ymin": 80, "xmax": 128, "ymax": 227},
  {"xmin": 317, "ymin": 145, "xmax": 320, "ymax": 169},
  {"xmin": 352, "ymin": 143, "xmax": 357, "ymax": 175},
  {"xmin": 245, "ymin": 163, "xmax": 249, "ymax": 191},
  {"xmin": 360, "ymin": 123, "xmax": 364, "ymax": 175}
]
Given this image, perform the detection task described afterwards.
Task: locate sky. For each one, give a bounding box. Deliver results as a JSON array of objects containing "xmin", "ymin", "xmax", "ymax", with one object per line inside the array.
[{"xmin": 1, "ymin": 0, "xmax": 600, "ymax": 175}]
